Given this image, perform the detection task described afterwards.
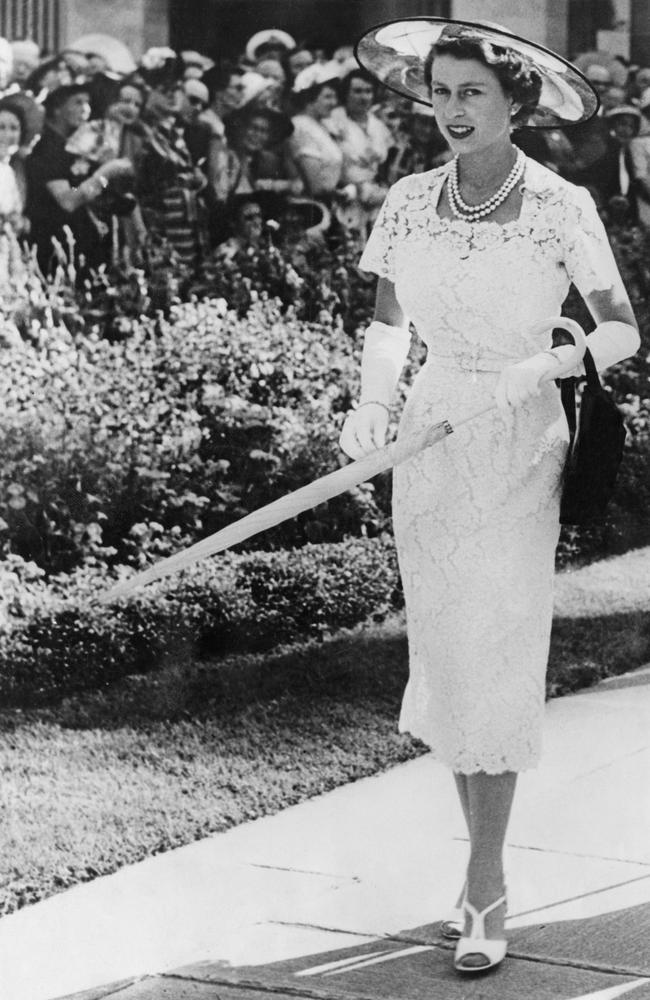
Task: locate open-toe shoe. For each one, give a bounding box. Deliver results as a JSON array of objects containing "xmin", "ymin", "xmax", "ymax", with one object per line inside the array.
[{"xmin": 454, "ymin": 893, "xmax": 507, "ymax": 974}]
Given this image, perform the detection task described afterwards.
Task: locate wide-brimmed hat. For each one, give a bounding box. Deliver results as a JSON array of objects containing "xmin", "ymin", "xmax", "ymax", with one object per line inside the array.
[
  {"xmin": 281, "ymin": 197, "xmax": 329, "ymax": 232},
  {"xmin": 245, "ymin": 29, "xmax": 296, "ymax": 64},
  {"xmin": 354, "ymin": 17, "xmax": 599, "ymax": 128},
  {"xmin": 605, "ymin": 104, "xmax": 642, "ymax": 135},
  {"xmin": 227, "ymin": 189, "xmax": 284, "ymax": 228},
  {"xmin": 181, "ymin": 50, "xmax": 215, "ymax": 75}
]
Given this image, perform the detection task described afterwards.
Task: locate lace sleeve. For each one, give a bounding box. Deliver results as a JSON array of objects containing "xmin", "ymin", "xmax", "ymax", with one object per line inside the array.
[
  {"xmin": 559, "ymin": 184, "xmax": 622, "ymax": 296},
  {"xmin": 358, "ymin": 180, "xmax": 401, "ymax": 280}
]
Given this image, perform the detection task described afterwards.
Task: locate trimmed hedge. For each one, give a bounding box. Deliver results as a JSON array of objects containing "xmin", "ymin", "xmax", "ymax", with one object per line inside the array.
[{"xmin": 0, "ymin": 537, "xmax": 402, "ymax": 707}]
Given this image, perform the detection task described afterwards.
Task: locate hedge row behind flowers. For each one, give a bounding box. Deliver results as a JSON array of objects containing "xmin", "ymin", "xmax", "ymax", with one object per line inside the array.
[{"xmin": 0, "ymin": 537, "xmax": 401, "ymax": 706}]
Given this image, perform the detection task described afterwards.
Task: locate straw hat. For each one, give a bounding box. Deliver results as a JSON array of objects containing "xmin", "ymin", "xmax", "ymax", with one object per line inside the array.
[{"xmin": 354, "ymin": 17, "xmax": 598, "ymax": 128}]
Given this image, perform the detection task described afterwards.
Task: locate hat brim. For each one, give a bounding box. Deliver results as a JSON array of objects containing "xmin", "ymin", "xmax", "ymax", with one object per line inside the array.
[
  {"xmin": 355, "ymin": 17, "xmax": 599, "ymax": 128},
  {"xmin": 245, "ymin": 30, "xmax": 296, "ymax": 63},
  {"xmin": 283, "ymin": 198, "xmax": 327, "ymax": 230}
]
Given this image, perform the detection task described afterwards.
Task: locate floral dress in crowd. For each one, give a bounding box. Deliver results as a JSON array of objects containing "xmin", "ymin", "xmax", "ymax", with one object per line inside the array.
[
  {"xmin": 138, "ymin": 120, "xmax": 208, "ymax": 268},
  {"xmin": 359, "ymin": 157, "xmax": 622, "ymax": 774}
]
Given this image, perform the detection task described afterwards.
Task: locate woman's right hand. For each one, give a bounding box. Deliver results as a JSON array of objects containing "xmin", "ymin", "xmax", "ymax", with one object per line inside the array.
[{"xmin": 339, "ymin": 402, "xmax": 389, "ymax": 460}]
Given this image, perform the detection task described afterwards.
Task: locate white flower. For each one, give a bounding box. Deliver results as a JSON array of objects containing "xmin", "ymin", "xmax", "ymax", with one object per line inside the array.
[{"xmin": 140, "ymin": 46, "xmax": 177, "ymax": 71}]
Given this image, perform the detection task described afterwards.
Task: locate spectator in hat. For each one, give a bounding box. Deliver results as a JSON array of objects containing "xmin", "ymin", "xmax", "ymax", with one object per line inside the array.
[
  {"xmin": 287, "ymin": 61, "xmax": 343, "ymax": 200},
  {"xmin": 24, "ymin": 56, "xmax": 73, "ymax": 100},
  {"xmin": 9, "ymin": 40, "xmax": 40, "ymax": 89},
  {"xmin": 326, "ymin": 68, "xmax": 391, "ymax": 235},
  {"xmin": 603, "ymin": 105, "xmax": 643, "ymax": 223},
  {"xmin": 136, "ymin": 47, "xmax": 209, "ymax": 270},
  {"xmin": 181, "ymin": 50, "xmax": 215, "ymax": 81},
  {"xmin": 245, "ymin": 30, "xmax": 296, "ymax": 66},
  {"xmin": 276, "ymin": 196, "xmax": 328, "ymax": 269},
  {"xmin": 25, "ymin": 82, "xmax": 133, "ymax": 272},
  {"xmin": 216, "ymin": 103, "xmax": 297, "ymax": 203},
  {"xmin": 212, "ymin": 190, "xmax": 271, "ymax": 262}
]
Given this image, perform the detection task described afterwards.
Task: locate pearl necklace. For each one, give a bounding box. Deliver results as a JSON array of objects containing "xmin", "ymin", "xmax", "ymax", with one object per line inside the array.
[{"xmin": 448, "ymin": 149, "xmax": 525, "ymax": 222}]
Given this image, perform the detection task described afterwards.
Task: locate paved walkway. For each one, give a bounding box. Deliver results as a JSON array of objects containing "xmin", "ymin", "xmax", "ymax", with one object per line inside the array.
[{"xmin": 2, "ymin": 660, "xmax": 650, "ymax": 1000}]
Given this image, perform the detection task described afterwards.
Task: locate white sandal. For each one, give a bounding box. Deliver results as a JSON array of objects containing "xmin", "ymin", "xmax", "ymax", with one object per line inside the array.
[{"xmin": 454, "ymin": 893, "xmax": 507, "ymax": 973}]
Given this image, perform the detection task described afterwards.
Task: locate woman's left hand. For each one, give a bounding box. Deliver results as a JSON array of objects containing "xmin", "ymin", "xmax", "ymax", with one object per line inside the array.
[{"xmin": 495, "ymin": 354, "xmax": 556, "ymax": 410}]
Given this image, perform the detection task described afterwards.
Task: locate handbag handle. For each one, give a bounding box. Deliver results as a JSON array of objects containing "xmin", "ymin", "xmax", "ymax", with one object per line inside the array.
[{"xmin": 560, "ymin": 345, "xmax": 601, "ymax": 442}]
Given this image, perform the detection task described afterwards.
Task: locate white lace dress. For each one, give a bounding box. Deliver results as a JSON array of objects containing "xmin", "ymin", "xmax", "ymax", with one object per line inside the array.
[{"xmin": 359, "ymin": 157, "xmax": 621, "ymax": 774}]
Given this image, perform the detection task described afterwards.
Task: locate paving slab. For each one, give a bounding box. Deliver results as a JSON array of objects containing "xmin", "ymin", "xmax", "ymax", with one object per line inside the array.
[
  {"xmin": 168, "ymin": 926, "xmax": 650, "ymax": 1000},
  {"xmin": 5, "ymin": 674, "xmax": 650, "ymax": 1000}
]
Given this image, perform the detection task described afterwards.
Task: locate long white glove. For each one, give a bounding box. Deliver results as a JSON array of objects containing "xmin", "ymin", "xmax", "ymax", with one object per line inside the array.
[
  {"xmin": 339, "ymin": 320, "xmax": 411, "ymax": 459},
  {"xmin": 582, "ymin": 320, "xmax": 640, "ymax": 372},
  {"xmin": 496, "ymin": 320, "xmax": 639, "ymax": 410}
]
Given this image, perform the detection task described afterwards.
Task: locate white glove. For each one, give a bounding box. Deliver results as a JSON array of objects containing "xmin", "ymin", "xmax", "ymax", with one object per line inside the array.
[
  {"xmin": 339, "ymin": 320, "xmax": 410, "ymax": 459},
  {"xmin": 495, "ymin": 351, "xmax": 562, "ymax": 410},
  {"xmin": 339, "ymin": 401, "xmax": 389, "ymax": 460},
  {"xmin": 583, "ymin": 320, "xmax": 640, "ymax": 372}
]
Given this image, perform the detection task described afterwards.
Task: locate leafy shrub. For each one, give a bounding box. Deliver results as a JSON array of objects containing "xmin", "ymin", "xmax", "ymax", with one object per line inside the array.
[
  {"xmin": 0, "ymin": 538, "xmax": 402, "ymax": 706},
  {"xmin": 0, "ymin": 296, "xmax": 403, "ymax": 572}
]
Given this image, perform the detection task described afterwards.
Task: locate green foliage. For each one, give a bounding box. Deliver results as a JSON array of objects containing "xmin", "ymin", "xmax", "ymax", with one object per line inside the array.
[{"xmin": 0, "ymin": 537, "xmax": 402, "ymax": 706}]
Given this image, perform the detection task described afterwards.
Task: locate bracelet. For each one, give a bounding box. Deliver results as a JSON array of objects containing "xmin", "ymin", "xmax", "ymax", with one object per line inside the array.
[{"xmin": 357, "ymin": 400, "xmax": 390, "ymax": 414}]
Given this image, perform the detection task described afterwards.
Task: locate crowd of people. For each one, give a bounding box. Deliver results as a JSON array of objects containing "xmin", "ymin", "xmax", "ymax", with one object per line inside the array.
[{"xmin": 0, "ymin": 29, "xmax": 649, "ymax": 282}]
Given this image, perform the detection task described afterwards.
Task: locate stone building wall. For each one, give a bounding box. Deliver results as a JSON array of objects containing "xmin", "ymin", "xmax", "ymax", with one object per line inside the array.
[{"xmin": 60, "ymin": 0, "xmax": 168, "ymax": 59}]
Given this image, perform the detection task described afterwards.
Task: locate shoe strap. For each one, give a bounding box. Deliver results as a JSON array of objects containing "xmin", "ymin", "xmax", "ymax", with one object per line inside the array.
[{"xmin": 463, "ymin": 893, "xmax": 507, "ymax": 940}]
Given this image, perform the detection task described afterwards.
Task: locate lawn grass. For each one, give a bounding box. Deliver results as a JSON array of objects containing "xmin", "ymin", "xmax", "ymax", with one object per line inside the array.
[{"xmin": 2, "ymin": 547, "xmax": 650, "ymax": 919}]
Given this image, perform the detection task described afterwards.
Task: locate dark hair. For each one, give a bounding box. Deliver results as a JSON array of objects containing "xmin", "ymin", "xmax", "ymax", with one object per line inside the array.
[
  {"xmin": 292, "ymin": 78, "xmax": 339, "ymax": 112},
  {"xmin": 0, "ymin": 99, "xmax": 26, "ymax": 140},
  {"xmin": 339, "ymin": 68, "xmax": 377, "ymax": 103},
  {"xmin": 424, "ymin": 35, "xmax": 542, "ymax": 126}
]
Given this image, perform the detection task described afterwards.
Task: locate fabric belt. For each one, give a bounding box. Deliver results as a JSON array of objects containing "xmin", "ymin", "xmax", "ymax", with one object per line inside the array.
[{"xmin": 427, "ymin": 354, "xmax": 521, "ymax": 376}]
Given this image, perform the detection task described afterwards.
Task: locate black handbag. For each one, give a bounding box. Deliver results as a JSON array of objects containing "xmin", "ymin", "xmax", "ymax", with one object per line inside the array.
[{"xmin": 559, "ymin": 347, "xmax": 627, "ymax": 525}]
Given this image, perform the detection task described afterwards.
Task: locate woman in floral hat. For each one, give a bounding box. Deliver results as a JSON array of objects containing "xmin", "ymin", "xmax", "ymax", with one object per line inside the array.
[{"xmin": 287, "ymin": 61, "xmax": 343, "ymax": 199}]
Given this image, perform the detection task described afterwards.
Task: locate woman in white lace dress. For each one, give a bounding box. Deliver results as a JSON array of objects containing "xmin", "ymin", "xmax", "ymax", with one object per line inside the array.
[{"xmin": 340, "ymin": 20, "xmax": 639, "ymax": 975}]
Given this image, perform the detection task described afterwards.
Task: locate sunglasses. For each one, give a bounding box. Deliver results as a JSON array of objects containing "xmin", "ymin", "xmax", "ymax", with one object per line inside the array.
[{"xmin": 187, "ymin": 95, "xmax": 207, "ymax": 108}]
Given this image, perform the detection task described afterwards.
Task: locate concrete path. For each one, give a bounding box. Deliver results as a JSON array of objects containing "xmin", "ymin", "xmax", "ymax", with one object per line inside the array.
[{"xmin": 2, "ymin": 662, "xmax": 650, "ymax": 1000}]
